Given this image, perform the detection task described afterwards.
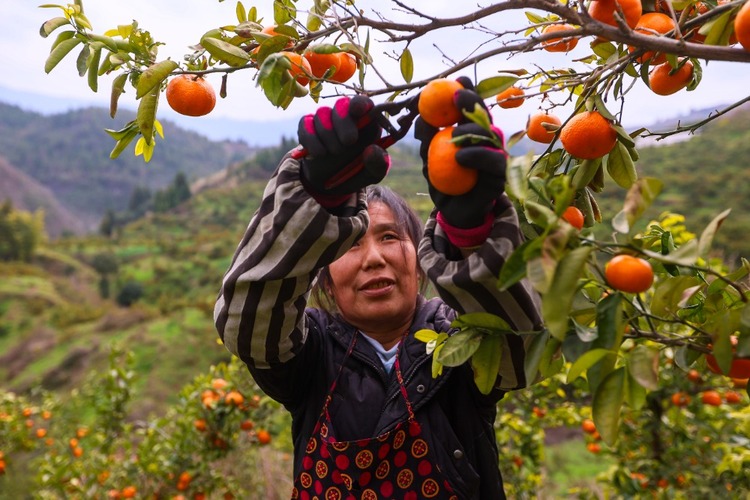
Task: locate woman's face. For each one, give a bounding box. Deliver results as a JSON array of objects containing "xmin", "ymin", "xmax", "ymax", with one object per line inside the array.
[{"xmin": 328, "ymin": 202, "xmax": 419, "ymax": 335}]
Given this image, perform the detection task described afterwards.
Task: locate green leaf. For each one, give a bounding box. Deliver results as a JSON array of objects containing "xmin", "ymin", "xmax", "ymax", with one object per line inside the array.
[
  {"xmin": 524, "ymin": 200, "xmax": 558, "ymax": 229},
  {"xmin": 453, "ymin": 313, "xmax": 511, "ymax": 332},
  {"xmin": 587, "ymin": 294, "xmax": 623, "ymax": 393},
  {"xmin": 592, "ymin": 367, "xmax": 626, "ymax": 446},
  {"xmin": 45, "ymin": 36, "xmax": 81, "ymax": 73},
  {"xmin": 273, "ymin": 0, "xmax": 296, "ymax": 25},
  {"xmin": 542, "ymin": 246, "xmax": 593, "ymax": 341},
  {"xmin": 650, "ymin": 276, "xmax": 702, "ymax": 317},
  {"xmin": 498, "ymin": 238, "xmax": 538, "ymax": 291},
  {"xmin": 624, "ymin": 370, "xmax": 648, "ymax": 410},
  {"xmin": 109, "ymin": 127, "xmax": 139, "ymax": 159},
  {"xmin": 136, "ymin": 60, "xmax": 179, "ymax": 99},
  {"xmin": 399, "ymin": 48, "xmax": 414, "ymax": 84},
  {"xmin": 506, "ymin": 155, "xmax": 530, "ymax": 203},
  {"xmin": 87, "ymin": 46, "xmax": 101, "ymax": 92},
  {"xmin": 414, "ymin": 329, "xmax": 440, "ymax": 344},
  {"xmin": 110, "ymin": 73, "xmax": 128, "ymax": 118},
  {"xmin": 606, "ymin": 142, "xmax": 637, "ymax": 189},
  {"xmin": 201, "ymin": 36, "xmax": 252, "ymax": 67},
  {"xmin": 567, "ymin": 348, "xmax": 616, "ymax": 383},
  {"xmin": 437, "ymin": 329, "xmax": 483, "ymax": 367},
  {"xmin": 39, "ymin": 16, "xmax": 70, "ymax": 38},
  {"xmin": 236, "ymin": 1, "xmax": 247, "ymax": 23},
  {"xmin": 572, "ymin": 158, "xmax": 602, "ymax": 190},
  {"xmin": 627, "ymin": 345, "xmax": 659, "ymax": 391},
  {"xmin": 524, "ymin": 330, "xmax": 550, "ymax": 385},
  {"xmin": 136, "ymin": 87, "xmax": 159, "ymax": 145},
  {"xmin": 475, "ymin": 75, "xmax": 519, "ymax": 99},
  {"xmin": 471, "ymin": 334, "xmax": 503, "ymax": 395},
  {"xmin": 698, "ymin": 209, "xmax": 731, "ymax": 258},
  {"xmin": 75, "ymin": 44, "xmax": 90, "ymax": 77},
  {"xmin": 703, "ymin": 10, "xmax": 733, "ymax": 46},
  {"xmin": 622, "ymin": 177, "xmax": 663, "ymax": 228}
]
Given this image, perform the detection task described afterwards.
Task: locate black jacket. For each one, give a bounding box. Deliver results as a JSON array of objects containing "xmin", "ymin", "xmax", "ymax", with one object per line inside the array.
[{"xmin": 214, "ymin": 153, "xmax": 543, "ymax": 499}]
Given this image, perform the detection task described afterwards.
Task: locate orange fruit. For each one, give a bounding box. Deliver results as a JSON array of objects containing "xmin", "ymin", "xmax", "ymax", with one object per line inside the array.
[
  {"xmin": 73, "ymin": 446, "xmax": 83, "ymax": 457},
  {"xmin": 256, "ymin": 429, "xmax": 272, "ymax": 445},
  {"xmin": 629, "ymin": 12, "xmax": 676, "ymax": 64},
  {"xmin": 732, "ymin": 377, "xmax": 749, "ymax": 388},
  {"xmin": 725, "ymin": 390, "xmax": 742, "ymax": 404},
  {"xmin": 121, "ymin": 486, "xmax": 137, "ymax": 499},
  {"xmin": 166, "ymin": 75, "xmax": 216, "ymax": 117},
  {"xmin": 278, "ymin": 51, "xmax": 313, "ymax": 86},
  {"xmin": 671, "ymin": 391, "xmax": 691, "ymax": 407},
  {"xmin": 562, "ymin": 206, "xmax": 585, "ymax": 230},
  {"xmin": 586, "ymin": 442, "xmax": 601, "ymax": 454},
  {"xmin": 581, "ymin": 419, "xmax": 597, "ymax": 434},
  {"xmin": 224, "ymin": 390, "xmax": 245, "ymax": 406},
  {"xmin": 588, "ymin": 0, "xmax": 643, "ymax": 31},
  {"xmin": 418, "ymin": 78, "xmax": 465, "ymax": 128},
  {"xmin": 211, "ymin": 378, "xmax": 229, "ymax": 390},
  {"xmin": 36, "ymin": 428, "xmax": 47, "ymax": 438},
  {"xmin": 303, "ymin": 50, "xmax": 358, "ymax": 82},
  {"xmin": 240, "ymin": 419, "xmax": 254, "ymax": 430},
  {"xmin": 495, "ymin": 86, "xmax": 525, "ymax": 108},
  {"xmin": 541, "ymin": 24, "xmax": 579, "ymax": 52},
  {"xmin": 426, "ymin": 127, "xmax": 479, "ymax": 196},
  {"xmin": 701, "ymin": 390, "xmax": 722, "ymax": 406},
  {"xmin": 559, "ymin": 111, "xmax": 617, "ymax": 159},
  {"xmin": 687, "ymin": 369, "xmax": 701, "ymax": 383},
  {"xmin": 526, "ymin": 112, "xmax": 561, "ymax": 143},
  {"xmin": 648, "ymin": 59, "xmax": 694, "ymax": 95},
  {"xmin": 605, "ymin": 254, "xmax": 654, "ymax": 293},
  {"xmin": 194, "ymin": 419, "xmax": 207, "ymax": 432},
  {"xmin": 735, "ymin": 0, "xmax": 750, "ymax": 51},
  {"xmin": 330, "ymin": 53, "xmax": 357, "ymax": 83}
]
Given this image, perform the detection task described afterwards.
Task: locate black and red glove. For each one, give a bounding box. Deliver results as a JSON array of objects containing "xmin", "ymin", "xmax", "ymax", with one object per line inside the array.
[
  {"xmin": 415, "ymin": 77, "xmax": 507, "ymax": 247},
  {"xmin": 296, "ymin": 95, "xmax": 390, "ymax": 208}
]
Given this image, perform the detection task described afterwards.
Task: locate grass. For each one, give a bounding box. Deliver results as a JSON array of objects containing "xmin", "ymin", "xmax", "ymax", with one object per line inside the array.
[{"xmin": 541, "ymin": 437, "xmax": 613, "ymax": 498}]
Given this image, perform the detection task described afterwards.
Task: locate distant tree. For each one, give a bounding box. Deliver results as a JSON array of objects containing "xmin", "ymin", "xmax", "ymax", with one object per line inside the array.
[
  {"xmin": 0, "ymin": 200, "xmax": 45, "ymax": 262},
  {"xmin": 128, "ymin": 186, "xmax": 153, "ymax": 216},
  {"xmin": 99, "ymin": 209, "xmax": 117, "ymax": 238},
  {"xmin": 116, "ymin": 281, "xmax": 144, "ymax": 307}
]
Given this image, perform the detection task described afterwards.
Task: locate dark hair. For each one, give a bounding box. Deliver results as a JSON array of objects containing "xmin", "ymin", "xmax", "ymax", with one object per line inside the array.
[{"xmin": 311, "ymin": 185, "xmax": 426, "ymax": 313}]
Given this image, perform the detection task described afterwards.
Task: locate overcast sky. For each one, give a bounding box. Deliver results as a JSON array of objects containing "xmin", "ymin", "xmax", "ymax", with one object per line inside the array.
[{"xmin": 4, "ymin": 0, "xmax": 750, "ymax": 141}]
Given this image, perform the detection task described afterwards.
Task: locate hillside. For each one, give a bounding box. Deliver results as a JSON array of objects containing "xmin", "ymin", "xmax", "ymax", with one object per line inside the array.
[
  {"xmin": 0, "ymin": 157, "xmax": 86, "ymax": 237},
  {"xmin": 0, "ymin": 102, "xmax": 255, "ymax": 234}
]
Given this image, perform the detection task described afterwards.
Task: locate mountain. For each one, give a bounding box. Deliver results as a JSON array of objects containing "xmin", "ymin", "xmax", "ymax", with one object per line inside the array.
[
  {"xmin": 0, "ymin": 85, "xmax": 300, "ymax": 145},
  {"xmin": 0, "ymin": 101, "xmax": 256, "ymax": 235}
]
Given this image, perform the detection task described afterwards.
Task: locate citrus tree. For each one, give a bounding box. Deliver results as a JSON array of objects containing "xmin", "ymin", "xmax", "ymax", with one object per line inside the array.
[{"xmin": 36, "ymin": 0, "xmax": 750, "ymax": 487}]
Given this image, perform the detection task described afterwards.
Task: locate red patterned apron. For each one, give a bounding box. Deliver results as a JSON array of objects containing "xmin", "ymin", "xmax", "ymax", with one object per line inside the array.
[{"xmin": 291, "ymin": 332, "xmax": 459, "ymax": 500}]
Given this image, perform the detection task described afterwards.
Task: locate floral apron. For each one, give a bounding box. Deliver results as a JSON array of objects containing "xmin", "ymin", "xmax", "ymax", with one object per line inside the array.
[{"xmin": 291, "ymin": 332, "xmax": 459, "ymax": 500}]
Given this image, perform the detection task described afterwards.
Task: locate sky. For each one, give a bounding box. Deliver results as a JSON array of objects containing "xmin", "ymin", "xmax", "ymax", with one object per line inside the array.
[{"xmin": 3, "ymin": 0, "xmax": 750, "ymax": 145}]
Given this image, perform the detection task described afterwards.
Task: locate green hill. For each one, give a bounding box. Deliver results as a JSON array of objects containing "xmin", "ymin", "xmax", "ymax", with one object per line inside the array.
[{"xmin": 0, "ymin": 102, "xmax": 255, "ymax": 234}]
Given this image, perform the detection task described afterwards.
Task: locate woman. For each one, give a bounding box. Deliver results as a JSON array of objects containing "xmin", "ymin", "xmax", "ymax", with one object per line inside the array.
[{"xmin": 214, "ymin": 80, "xmax": 543, "ymax": 499}]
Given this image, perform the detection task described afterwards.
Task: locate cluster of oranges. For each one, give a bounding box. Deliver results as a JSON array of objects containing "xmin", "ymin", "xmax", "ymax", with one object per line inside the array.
[
  {"xmin": 418, "ymin": 78, "xmax": 485, "ymax": 196},
  {"xmin": 165, "ymin": 24, "xmax": 358, "ymax": 117},
  {"xmin": 500, "ymin": 1, "xmax": 750, "ymax": 160}
]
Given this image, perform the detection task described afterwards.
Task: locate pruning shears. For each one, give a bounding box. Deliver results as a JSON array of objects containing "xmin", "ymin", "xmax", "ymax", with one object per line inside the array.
[{"xmin": 290, "ymin": 95, "xmax": 420, "ymax": 190}]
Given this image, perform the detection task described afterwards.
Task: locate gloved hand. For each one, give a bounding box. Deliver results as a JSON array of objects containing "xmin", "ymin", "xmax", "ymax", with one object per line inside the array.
[
  {"xmin": 296, "ymin": 95, "xmax": 390, "ymax": 207},
  {"xmin": 415, "ymin": 77, "xmax": 507, "ymax": 246}
]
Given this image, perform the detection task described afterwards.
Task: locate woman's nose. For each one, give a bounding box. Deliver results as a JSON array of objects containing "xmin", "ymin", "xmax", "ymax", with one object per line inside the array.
[{"xmin": 360, "ymin": 240, "xmax": 386, "ymax": 269}]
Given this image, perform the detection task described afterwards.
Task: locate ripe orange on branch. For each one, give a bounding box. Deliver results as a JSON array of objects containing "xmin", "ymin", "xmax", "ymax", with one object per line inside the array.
[
  {"xmin": 706, "ymin": 336, "xmax": 750, "ymax": 379},
  {"xmin": 541, "ymin": 24, "xmax": 579, "ymax": 52},
  {"xmin": 735, "ymin": 0, "xmax": 750, "ymax": 51},
  {"xmin": 495, "ymin": 86, "xmax": 525, "ymax": 109},
  {"xmin": 562, "ymin": 206, "xmax": 585, "ymax": 230},
  {"xmin": 427, "ymin": 127, "xmax": 478, "ymax": 196},
  {"xmin": 605, "ymin": 254, "xmax": 654, "ymax": 293},
  {"xmin": 629, "ymin": 12, "xmax": 676, "ymax": 64},
  {"xmin": 588, "ymin": 0, "xmax": 643, "ymax": 32},
  {"xmin": 279, "ymin": 51, "xmax": 313, "ymax": 86},
  {"xmin": 526, "ymin": 112, "xmax": 561, "ymax": 144},
  {"xmin": 165, "ymin": 75, "xmax": 216, "ymax": 117},
  {"xmin": 418, "ymin": 78, "xmax": 465, "ymax": 128},
  {"xmin": 648, "ymin": 59, "xmax": 694, "ymax": 95},
  {"xmin": 559, "ymin": 111, "xmax": 617, "ymax": 159},
  {"xmin": 303, "ymin": 49, "xmax": 358, "ymax": 83}
]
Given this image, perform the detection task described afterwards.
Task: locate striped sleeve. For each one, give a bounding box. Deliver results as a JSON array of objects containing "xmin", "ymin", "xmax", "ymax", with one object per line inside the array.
[
  {"xmin": 417, "ymin": 194, "xmax": 543, "ymax": 390},
  {"xmin": 213, "ymin": 152, "xmax": 369, "ymax": 369}
]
